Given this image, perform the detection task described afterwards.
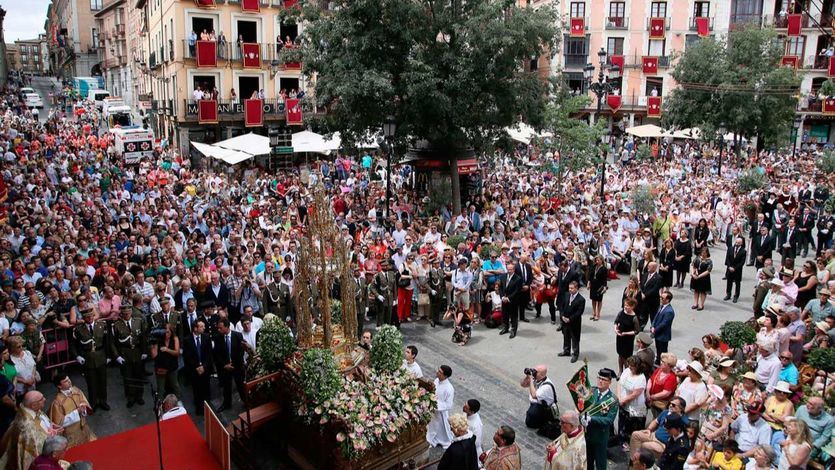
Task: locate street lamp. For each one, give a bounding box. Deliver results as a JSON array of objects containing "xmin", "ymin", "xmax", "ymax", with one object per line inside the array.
[
  {"xmin": 792, "ymin": 115, "xmax": 802, "ymax": 158},
  {"xmin": 717, "ymin": 122, "xmax": 727, "ymax": 177},
  {"xmin": 268, "ymin": 127, "xmax": 280, "ymax": 149},
  {"xmin": 383, "ymin": 115, "xmax": 397, "ymax": 220},
  {"xmin": 585, "ymin": 47, "xmax": 619, "ymax": 206},
  {"xmin": 600, "ymin": 130, "xmax": 610, "ymax": 203}
]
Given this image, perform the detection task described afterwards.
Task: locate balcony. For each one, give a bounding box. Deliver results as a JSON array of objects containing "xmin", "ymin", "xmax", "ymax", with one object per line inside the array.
[
  {"xmin": 605, "ymin": 16, "xmax": 629, "ymax": 30},
  {"xmin": 183, "ymin": 98, "xmax": 289, "ymax": 118},
  {"xmin": 115, "ymin": 24, "xmax": 125, "ymax": 36},
  {"xmin": 564, "ymin": 54, "xmax": 588, "ymax": 67},
  {"xmin": 803, "ymin": 55, "xmax": 829, "ymax": 70},
  {"xmin": 688, "ymin": 16, "xmax": 714, "ymax": 31},
  {"xmin": 182, "ymin": 39, "xmax": 304, "ymax": 68},
  {"xmin": 619, "ymin": 54, "xmax": 672, "ymax": 69},
  {"xmin": 729, "ymin": 13, "xmax": 765, "ymax": 28},
  {"xmin": 119, "ymin": 55, "xmax": 127, "ymax": 66},
  {"xmin": 104, "ymin": 57, "xmax": 118, "ymax": 68},
  {"xmin": 768, "ymin": 13, "xmax": 811, "ymax": 28},
  {"xmin": 645, "ymin": 17, "xmax": 671, "ymax": 31},
  {"xmin": 149, "ymin": 51, "xmax": 159, "ymax": 69}
]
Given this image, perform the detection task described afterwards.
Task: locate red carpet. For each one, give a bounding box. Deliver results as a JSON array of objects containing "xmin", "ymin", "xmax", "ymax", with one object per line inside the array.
[{"xmin": 64, "ymin": 415, "xmax": 222, "ymax": 470}]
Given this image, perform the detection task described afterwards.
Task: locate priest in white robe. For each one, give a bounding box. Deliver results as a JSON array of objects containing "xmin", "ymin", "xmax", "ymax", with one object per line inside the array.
[{"xmin": 427, "ymin": 364, "xmax": 455, "ymax": 448}]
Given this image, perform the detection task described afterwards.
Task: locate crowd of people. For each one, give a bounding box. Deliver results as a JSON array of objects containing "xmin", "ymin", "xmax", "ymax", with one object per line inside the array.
[{"xmin": 0, "ymin": 72, "xmax": 833, "ymax": 470}]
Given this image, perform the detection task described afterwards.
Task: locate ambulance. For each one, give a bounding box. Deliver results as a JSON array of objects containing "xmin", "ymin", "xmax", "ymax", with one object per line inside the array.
[{"xmin": 111, "ymin": 126, "xmax": 155, "ymax": 164}]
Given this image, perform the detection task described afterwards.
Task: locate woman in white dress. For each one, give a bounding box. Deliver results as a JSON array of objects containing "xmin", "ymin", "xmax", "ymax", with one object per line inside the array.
[{"xmin": 776, "ymin": 416, "xmax": 811, "ymax": 470}]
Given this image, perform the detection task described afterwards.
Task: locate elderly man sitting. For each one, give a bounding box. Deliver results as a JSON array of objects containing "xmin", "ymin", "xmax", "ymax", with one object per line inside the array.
[
  {"xmin": 795, "ymin": 396, "xmax": 834, "ymax": 463},
  {"xmin": 29, "ymin": 435, "xmax": 68, "ymax": 470}
]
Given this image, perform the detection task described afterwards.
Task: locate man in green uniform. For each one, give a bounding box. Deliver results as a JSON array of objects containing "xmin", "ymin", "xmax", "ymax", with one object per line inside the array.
[
  {"xmin": 72, "ymin": 307, "xmax": 111, "ymax": 411},
  {"xmin": 112, "ymin": 301, "xmax": 148, "ymax": 408},
  {"xmin": 657, "ymin": 414, "xmax": 690, "ymax": 469},
  {"xmin": 428, "ymin": 256, "xmax": 446, "ymax": 327},
  {"xmin": 582, "ymin": 368, "xmax": 619, "ymax": 470},
  {"xmin": 371, "ymin": 259, "xmax": 398, "ymax": 327},
  {"xmin": 352, "ymin": 265, "xmax": 368, "ymax": 338},
  {"xmin": 151, "ymin": 297, "xmax": 182, "ymax": 339}
]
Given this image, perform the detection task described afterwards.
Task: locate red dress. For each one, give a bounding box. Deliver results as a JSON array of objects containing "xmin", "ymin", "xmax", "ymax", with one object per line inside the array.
[{"xmin": 397, "ymin": 268, "xmax": 413, "ymax": 321}]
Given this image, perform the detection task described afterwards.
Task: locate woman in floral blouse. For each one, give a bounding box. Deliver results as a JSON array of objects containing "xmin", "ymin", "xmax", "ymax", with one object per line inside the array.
[{"xmin": 731, "ymin": 372, "xmax": 765, "ymax": 420}]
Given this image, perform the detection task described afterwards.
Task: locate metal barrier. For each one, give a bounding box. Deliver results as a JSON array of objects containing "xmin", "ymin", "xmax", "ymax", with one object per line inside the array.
[{"xmin": 42, "ymin": 327, "xmax": 77, "ymax": 370}]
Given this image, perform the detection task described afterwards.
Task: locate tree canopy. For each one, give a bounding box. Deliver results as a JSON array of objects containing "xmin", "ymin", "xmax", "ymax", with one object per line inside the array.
[
  {"xmin": 538, "ymin": 81, "xmax": 605, "ymax": 175},
  {"xmin": 298, "ymin": 0, "xmax": 558, "ymax": 149},
  {"xmin": 663, "ymin": 26, "xmax": 799, "ymax": 148}
]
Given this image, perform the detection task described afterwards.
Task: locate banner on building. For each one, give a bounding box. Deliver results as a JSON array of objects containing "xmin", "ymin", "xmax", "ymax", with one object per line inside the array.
[
  {"xmin": 647, "ymin": 96, "xmax": 662, "ymax": 118},
  {"xmin": 649, "ymin": 17, "xmax": 666, "ymax": 39},
  {"xmin": 695, "ymin": 17, "xmax": 710, "ymax": 37},
  {"xmin": 242, "ymin": 43, "xmax": 261, "ymax": 69},
  {"xmin": 829, "ymin": 57, "xmax": 835, "ymax": 77},
  {"xmin": 241, "ymin": 0, "xmax": 259, "ymax": 12},
  {"xmin": 607, "ymin": 94, "xmax": 622, "ymax": 112},
  {"xmin": 244, "ymin": 99, "xmax": 264, "ymax": 127},
  {"xmin": 286, "ymin": 98, "xmax": 303, "ymax": 125},
  {"xmin": 198, "ymin": 100, "xmax": 218, "ymax": 124},
  {"xmin": 284, "ymin": 0, "xmax": 299, "ymax": 7},
  {"xmin": 194, "ymin": 0, "xmax": 215, "ymax": 7},
  {"xmin": 642, "ymin": 56, "xmax": 658, "ymax": 75},
  {"xmin": 780, "ymin": 55, "xmax": 799, "ymax": 69},
  {"xmin": 823, "ymin": 97, "xmax": 835, "ymax": 115},
  {"xmin": 609, "ymin": 54, "xmax": 624, "ymax": 72},
  {"xmin": 570, "ymin": 17, "xmax": 585, "ymax": 37},
  {"xmin": 787, "ymin": 14, "xmax": 802, "ymax": 36},
  {"xmin": 196, "ymin": 40, "xmax": 217, "ymax": 67}
]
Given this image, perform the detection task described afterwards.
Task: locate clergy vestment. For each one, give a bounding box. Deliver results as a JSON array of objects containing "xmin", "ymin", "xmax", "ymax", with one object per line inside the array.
[
  {"xmin": 545, "ymin": 429, "xmax": 587, "ymax": 470},
  {"xmin": 49, "ymin": 386, "xmax": 96, "ymax": 447},
  {"xmin": 483, "ymin": 443, "xmax": 522, "ymax": 470},
  {"xmin": 0, "ymin": 406, "xmax": 51, "ymax": 470},
  {"xmin": 427, "ymin": 377, "xmax": 455, "ymax": 448}
]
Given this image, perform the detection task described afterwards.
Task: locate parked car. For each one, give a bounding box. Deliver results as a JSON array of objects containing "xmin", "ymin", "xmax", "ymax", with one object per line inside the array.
[{"xmin": 24, "ymin": 93, "xmax": 43, "ymax": 109}]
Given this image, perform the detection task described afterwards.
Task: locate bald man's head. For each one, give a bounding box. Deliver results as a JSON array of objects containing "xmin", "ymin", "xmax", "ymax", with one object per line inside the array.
[{"xmin": 23, "ymin": 391, "xmax": 45, "ymax": 412}]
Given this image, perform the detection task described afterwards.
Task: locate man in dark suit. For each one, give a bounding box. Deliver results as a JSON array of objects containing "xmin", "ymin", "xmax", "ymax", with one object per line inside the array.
[
  {"xmin": 173, "ymin": 279, "xmax": 197, "ymax": 311},
  {"xmin": 203, "ymin": 272, "xmax": 230, "ymax": 310},
  {"xmin": 516, "ymin": 254, "xmax": 533, "ymax": 323},
  {"xmin": 796, "ymin": 206, "xmax": 816, "ymax": 258},
  {"xmin": 752, "ymin": 225, "xmax": 775, "ymax": 269},
  {"xmin": 748, "ymin": 213, "xmax": 770, "ymax": 266},
  {"xmin": 639, "ymin": 262, "xmax": 662, "ymax": 329},
  {"xmin": 182, "ymin": 318, "xmax": 213, "ymax": 416},
  {"xmin": 651, "ymin": 292, "xmax": 675, "ymax": 363},
  {"xmin": 779, "ymin": 218, "xmax": 798, "ymax": 264},
  {"xmin": 352, "ymin": 266, "xmax": 368, "ymax": 338},
  {"xmin": 555, "ymin": 261, "xmax": 580, "ymax": 330},
  {"xmin": 179, "ymin": 298, "xmax": 205, "ymax": 342},
  {"xmin": 724, "ymin": 236, "xmax": 746, "ymax": 303},
  {"xmin": 499, "ymin": 260, "xmax": 522, "ymax": 339},
  {"xmin": 213, "ymin": 317, "xmax": 248, "ymax": 412},
  {"xmin": 558, "ymin": 281, "xmax": 585, "ymax": 363}
]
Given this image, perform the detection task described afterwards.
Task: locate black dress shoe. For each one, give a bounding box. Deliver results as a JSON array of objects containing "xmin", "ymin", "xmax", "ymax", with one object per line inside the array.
[
  {"xmin": 732, "ymin": 297, "xmax": 738, "ymax": 303},
  {"xmin": 499, "ymin": 328, "xmax": 509, "ymax": 335},
  {"xmin": 99, "ymin": 403, "xmax": 111, "ymax": 411},
  {"xmin": 556, "ymin": 325, "xmax": 563, "ymax": 332},
  {"xmin": 429, "ymin": 319, "xmax": 436, "ymax": 328},
  {"xmin": 570, "ymin": 356, "xmax": 579, "ymax": 363},
  {"xmin": 557, "ymin": 352, "xmax": 571, "ymax": 357},
  {"xmin": 136, "ymin": 398, "xmax": 145, "ymax": 406},
  {"xmin": 509, "ymin": 331, "xmax": 516, "ymax": 339},
  {"xmin": 126, "ymin": 401, "xmax": 134, "ymax": 408},
  {"xmin": 520, "ymin": 318, "xmax": 530, "ymax": 323},
  {"xmin": 723, "ymin": 296, "xmax": 731, "ymax": 301}
]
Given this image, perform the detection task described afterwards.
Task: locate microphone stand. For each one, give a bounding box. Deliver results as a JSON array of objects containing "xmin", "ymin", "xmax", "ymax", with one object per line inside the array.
[{"xmin": 125, "ymin": 378, "xmax": 164, "ymax": 470}]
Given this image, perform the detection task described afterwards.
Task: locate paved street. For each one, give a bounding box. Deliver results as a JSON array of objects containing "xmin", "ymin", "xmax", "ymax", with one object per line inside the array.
[
  {"xmin": 27, "ymin": 76, "xmax": 58, "ymax": 121},
  {"xmin": 402, "ymin": 254, "xmax": 777, "ymax": 468}
]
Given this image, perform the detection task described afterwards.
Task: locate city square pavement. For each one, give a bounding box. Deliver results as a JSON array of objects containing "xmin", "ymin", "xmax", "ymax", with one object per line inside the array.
[{"xmin": 403, "ymin": 254, "xmax": 784, "ymax": 468}]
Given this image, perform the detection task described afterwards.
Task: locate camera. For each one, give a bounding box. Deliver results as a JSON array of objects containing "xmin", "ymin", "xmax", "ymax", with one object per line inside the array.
[{"xmin": 524, "ymin": 368, "xmax": 537, "ymax": 376}]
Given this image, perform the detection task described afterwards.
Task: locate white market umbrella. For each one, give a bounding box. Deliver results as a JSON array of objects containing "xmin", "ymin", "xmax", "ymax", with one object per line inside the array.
[
  {"xmin": 625, "ymin": 124, "xmax": 666, "ymax": 138},
  {"xmin": 214, "ymin": 132, "xmax": 271, "ymax": 155},
  {"xmin": 191, "ymin": 141, "xmax": 255, "ymax": 165}
]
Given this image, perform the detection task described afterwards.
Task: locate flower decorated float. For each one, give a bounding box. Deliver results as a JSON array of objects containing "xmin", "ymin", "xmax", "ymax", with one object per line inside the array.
[{"xmin": 247, "ymin": 186, "xmax": 436, "ymax": 469}]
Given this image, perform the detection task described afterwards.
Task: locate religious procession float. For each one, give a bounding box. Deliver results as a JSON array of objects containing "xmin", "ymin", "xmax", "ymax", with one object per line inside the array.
[{"xmin": 247, "ymin": 186, "xmax": 436, "ymax": 469}]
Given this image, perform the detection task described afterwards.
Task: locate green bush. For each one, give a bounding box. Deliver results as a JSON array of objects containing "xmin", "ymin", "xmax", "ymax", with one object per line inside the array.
[
  {"xmin": 820, "ymin": 79, "xmax": 835, "ymax": 98},
  {"xmin": 736, "ymin": 169, "xmax": 768, "ymax": 193},
  {"xmin": 630, "ymin": 185, "xmax": 656, "ymax": 218},
  {"xmin": 300, "ymin": 348, "xmax": 343, "ymax": 404},
  {"xmin": 256, "ymin": 317, "xmax": 296, "ymax": 372},
  {"xmin": 809, "ymin": 348, "xmax": 835, "ymax": 373},
  {"xmin": 719, "ymin": 321, "xmax": 757, "ymax": 349},
  {"xmin": 331, "ymin": 299, "xmax": 342, "ymax": 324},
  {"xmin": 446, "ymin": 235, "xmax": 466, "ymax": 250},
  {"xmin": 817, "ymin": 151, "xmax": 835, "ymax": 175},
  {"xmin": 370, "ymin": 325, "xmax": 405, "ymax": 373}
]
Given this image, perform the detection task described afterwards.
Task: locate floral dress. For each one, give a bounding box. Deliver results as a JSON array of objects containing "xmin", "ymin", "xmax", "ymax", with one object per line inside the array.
[{"xmin": 731, "ymin": 384, "xmax": 764, "ymax": 419}]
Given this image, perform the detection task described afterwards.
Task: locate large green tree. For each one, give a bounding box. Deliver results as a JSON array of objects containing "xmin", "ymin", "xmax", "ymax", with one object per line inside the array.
[
  {"xmin": 664, "ymin": 26, "xmax": 799, "ymax": 149},
  {"xmin": 297, "ymin": 0, "xmax": 557, "ymax": 207}
]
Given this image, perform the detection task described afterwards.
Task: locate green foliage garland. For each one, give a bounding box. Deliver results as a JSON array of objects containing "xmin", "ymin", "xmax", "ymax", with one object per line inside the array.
[
  {"xmin": 256, "ymin": 317, "xmax": 296, "ymax": 373},
  {"xmin": 331, "ymin": 299, "xmax": 343, "ymax": 324},
  {"xmin": 719, "ymin": 321, "xmax": 757, "ymax": 349},
  {"xmin": 817, "ymin": 151, "xmax": 835, "ymax": 175},
  {"xmin": 300, "ymin": 348, "xmax": 343, "ymax": 404},
  {"xmin": 370, "ymin": 325, "xmax": 405, "ymax": 373},
  {"xmin": 446, "ymin": 235, "xmax": 466, "ymax": 251},
  {"xmin": 808, "ymin": 348, "xmax": 835, "ymax": 373}
]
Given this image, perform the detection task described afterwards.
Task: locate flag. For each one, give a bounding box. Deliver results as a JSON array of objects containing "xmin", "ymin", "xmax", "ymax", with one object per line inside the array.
[
  {"xmin": 824, "ymin": 97, "xmax": 835, "ymax": 115},
  {"xmin": 570, "ymin": 17, "xmax": 585, "ymax": 37},
  {"xmin": 607, "ymin": 94, "xmax": 622, "ymax": 112},
  {"xmin": 241, "ymin": 0, "xmax": 259, "ymax": 12},
  {"xmin": 196, "ymin": 40, "xmax": 217, "ymax": 68},
  {"xmin": 649, "ymin": 17, "xmax": 666, "ymax": 39},
  {"xmin": 566, "ymin": 363, "xmax": 594, "ymax": 412},
  {"xmin": 286, "ymin": 98, "xmax": 303, "ymax": 125},
  {"xmin": 242, "ymin": 43, "xmax": 261, "ymax": 68},
  {"xmin": 194, "ymin": 0, "xmax": 215, "ymax": 7},
  {"xmin": 647, "ymin": 96, "xmax": 662, "ymax": 118},
  {"xmin": 284, "ymin": 0, "xmax": 299, "ymax": 6},
  {"xmin": 609, "ymin": 54, "xmax": 624, "ymax": 72},
  {"xmin": 787, "ymin": 14, "xmax": 802, "ymax": 36},
  {"xmin": 642, "ymin": 56, "xmax": 658, "ymax": 75},
  {"xmin": 781, "ymin": 56, "xmax": 799, "ymax": 69},
  {"xmin": 198, "ymin": 100, "xmax": 218, "ymax": 124},
  {"xmin": 244, "ymin": 99, "xmax": 263, "ymax": 127},
  {"xmin": 695, "ymin": 17, "xmax": 710, "ymax": 37},
  {"xmin": 829, "ymin": 57, "xmax": 835, "ymax": 77}
]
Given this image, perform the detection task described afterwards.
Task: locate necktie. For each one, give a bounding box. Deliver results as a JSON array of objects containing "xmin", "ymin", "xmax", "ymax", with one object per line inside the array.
[
  {"xmin": 226, "ymin": 335, "xmax": 231, "ymax": 358},
  {"xmin": 89, "ymin": 324, "xmax": 93, "ymax": 334},
  {"xmin": 734, "ymin": 247, "xmax": 739, "ymax": 258},
  {"xmin": 196, "ymin": 336, "xmax": 201, "ymax": 361}
]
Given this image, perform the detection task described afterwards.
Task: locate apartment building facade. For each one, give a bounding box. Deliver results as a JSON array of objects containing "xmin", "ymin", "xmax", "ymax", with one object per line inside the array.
[
  {"xmin": 135, "ymin": 0, "xmax": 306, "ymax": 156},
  {"xmin": 46, "ymin": 0, "xmax": 101, "ymax": 78},
  {"xmin": 95, "ymin": 0, "xmax": 134, "ymax": 106},
  {"xmin": 14, "ymin": 37, "xmax": 49, "ymax": 75}
]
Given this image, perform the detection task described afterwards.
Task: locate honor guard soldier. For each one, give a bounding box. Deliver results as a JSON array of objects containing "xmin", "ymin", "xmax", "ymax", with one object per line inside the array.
[
  {"xmin": 581, "ymin": 368, "xmax": 619, "ymax": 470},
  {"xmin": 72, "ymin": 306, "xmax": 112, "ymax": 411},
  {"xmin": 151, "ymin": 297, "xmax": 182, "ymax": 339},
  {"xmin": 112, "ymin": 300, "xmax": 148, "ymax": 408},
  {"xmin": 371, "ymin": 259, "xmax": 399, "ymax": 327},
  {"xmin": 352, "ymin": 265, "xmax": 368, "ymax": 338}
]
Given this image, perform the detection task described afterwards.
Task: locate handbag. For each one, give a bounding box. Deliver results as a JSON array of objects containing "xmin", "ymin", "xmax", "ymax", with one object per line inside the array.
[
  {"xmin": 418, "ymin": 293, "xmax": 430, "ymax": 306},
  {"xmin": 398, "ymin": 278, "xmax": 411, "ymax": 288}
]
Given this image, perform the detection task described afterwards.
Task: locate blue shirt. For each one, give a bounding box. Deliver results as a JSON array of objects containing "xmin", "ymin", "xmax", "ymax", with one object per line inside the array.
[
  {"xmin": 654, "ymin": 410, "xmax": 690, "ymax": 443},
  {"xmin": 481, "ymin": 259, "xmax": 505, "ymax": 283},
  {"xmin": 779, "ymin": 363, "xmax": 799, "ymax": 385}
]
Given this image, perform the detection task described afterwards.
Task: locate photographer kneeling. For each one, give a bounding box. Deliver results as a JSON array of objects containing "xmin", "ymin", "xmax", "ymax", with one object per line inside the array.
[{"xmin": 521, "ymin": 364, "xmax": 559, "ymax": 437}]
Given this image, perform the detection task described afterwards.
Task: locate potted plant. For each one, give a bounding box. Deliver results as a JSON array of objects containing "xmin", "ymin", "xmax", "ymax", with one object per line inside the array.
[{"xmin": 719, "ymin": 321, "xmax": 757, "ymax": 349}]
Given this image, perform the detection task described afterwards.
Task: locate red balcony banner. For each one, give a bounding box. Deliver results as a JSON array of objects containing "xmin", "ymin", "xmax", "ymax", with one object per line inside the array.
[
  {"xmin": 647, "ymin": 96, "xmax": 662, "ymax": 118},
  {"xmin": 196, "ymin": 40, "xmax": 217, "ymax": 68},
  {"xmin": 642, "ymin": 56, "xmax": 658, "ymax": 75},
  {"xmin": 609, "ymin": 54, "xmax": 624, "ymax": 71},
  {"xmin": 241, "ymin": 0, "xmax": 259, "ymax": 13},
  {"xmin": 649, "ymin": 17, "xmax": 666, "ymax": 39},
  {"xmin": 695, "ymin": 17, "xmax": 710, "ymax": 37},
  {"xmin": 198, "ymin": 100, "xmax": 218, "ymax": 124},
  {"xmin": 607, "ymin": 94, "xmax": 622, "ymax": 112},
  {"xmin": 780, "ymin": 55, "xmax": 799, "ymax": 69},
  {"xmin": 286, "ymin": 98, "xmax": 303, "ymax": 125},
  {"xmin": 194, "ymin": 0, "xmax": 215, "ymax": 7},
  {"xmin": 829, "ymin": 57, "xmax": 835, "ymax": 77},
  {"xmin": 284, "ymin": 0, "xmax": 299, "ymax": 7},
  {"xmin": 787, "ymin": 14, "xmax": 802, "ymax": 36},
  {"xmin": 823, "ymin": 97, "xmax": 835, "ymax": 115},
  {"xmin": 242, "ymin": 43, "xmax": 261, "ymax": 69},
  {"xmin": 570, "ymin": 17, "xmax": 585, "ymax": 37},
  {"xmin": 244, "ymin": 99, "xmax": 263, "ymax": 127}
]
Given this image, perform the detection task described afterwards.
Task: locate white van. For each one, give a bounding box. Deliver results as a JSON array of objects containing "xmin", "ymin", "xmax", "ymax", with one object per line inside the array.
[{"xmin": 87, "ymin": 89, "xmax": 111, "ymax": 109}]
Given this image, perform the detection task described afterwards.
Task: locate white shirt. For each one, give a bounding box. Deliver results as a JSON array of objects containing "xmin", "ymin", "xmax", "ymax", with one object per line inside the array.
[
  {"xmin": 467, "ymin": 412, "xmax": 484, "ymax": 456},
  {"xmin": 618, "ymin": 368, "xmax": 647, "ymax": 417},
  {"xmin": 403, "ymin": 360, "xmax": 423, "ymax": 379},
  {"xmin": 161, "ymin": 406, "xmax": 188, "ymax": 421},
  {"xmin": 435, "ymin": 378, "xmax": 454, "ymax": 412},
  {"xmin": 530, "ymin": 378, "xmax": 556, "ymax": 406}
]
